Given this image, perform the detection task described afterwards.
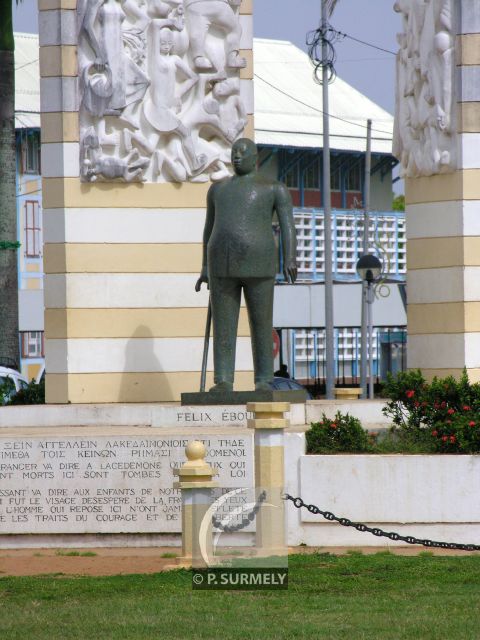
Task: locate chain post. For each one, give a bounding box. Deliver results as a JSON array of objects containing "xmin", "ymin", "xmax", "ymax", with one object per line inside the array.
[{"xmin": 173, "ymin": 441, "xmax": 218, "ymax": 568}]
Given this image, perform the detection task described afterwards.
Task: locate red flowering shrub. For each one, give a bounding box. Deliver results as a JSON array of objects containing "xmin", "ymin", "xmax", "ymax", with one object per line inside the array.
[
  {"xmin": 306, "ymin": 412, "xmax": 371, "ymax": 454},
  {"xmin": 383, "ymin": 369, "xmax": 480, "ymax": 453},
  {"xmin": 428, "ymin": 412, "xmax": 480, "ymax": 453}
]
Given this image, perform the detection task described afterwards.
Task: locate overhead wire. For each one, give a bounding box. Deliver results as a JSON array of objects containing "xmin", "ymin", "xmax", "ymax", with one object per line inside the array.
[
  {"xmin": 254, "ymin": 73, "xmax": 393, "ymax": 137},
  {"xmin": 335, "ymin": 30, "xmax": 397, "ymax": 57},
  {"xmin": 15, "ymin": 58, "xmax": 39, "ymax": 71},
  {"xmin": 16, "ymin": 188, "xmax": 42, "ymax": 198}
]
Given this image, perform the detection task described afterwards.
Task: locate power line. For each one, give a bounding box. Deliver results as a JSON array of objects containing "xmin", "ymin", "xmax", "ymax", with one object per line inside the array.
[
  {"xmin": 14, "ymin": 115, "xmax": 33, "ymax": 129},
  {"xmin": 16, "ymin": 188, "xmax": 42, "ymax": 198},
  {"xmin": 332, "ymin": 28, "xmax": 397, "ymax": 56},
  {"xmin": 339, "ymin": 56, "xmax": 393, "ymax": 63},
  {"xmin": 254, "ymin": 73, "xmax": 393, "ymax": 137},
  {"xmin": 15, "ymin": 58, "xmax": 39, "ymax": 71},
  {"xmin": 256, "ymin": 128, "xmax": 391, "ymax": 143}
]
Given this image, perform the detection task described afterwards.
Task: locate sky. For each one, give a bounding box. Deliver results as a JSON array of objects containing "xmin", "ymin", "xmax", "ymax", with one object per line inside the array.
[{"xmin": 13, "ymin": 0, "xmax": 400, "ymax": 114}]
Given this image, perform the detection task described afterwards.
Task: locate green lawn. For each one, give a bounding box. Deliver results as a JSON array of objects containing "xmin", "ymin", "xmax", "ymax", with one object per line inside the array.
[{"xmin": 1, "ymin": 552, "xmax": 480, "ymax": 639}]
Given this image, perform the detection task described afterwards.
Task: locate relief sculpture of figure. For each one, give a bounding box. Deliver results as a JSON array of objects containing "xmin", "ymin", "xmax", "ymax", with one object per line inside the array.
[
  {"xmin": 78, "ymin": 0, "xmax": 150, "ymax": 118},
  {"xmin": 427, "ymin": 0, "xmax": 453, "ymax": 136},
  {"xmin": 177, "ymin": 74, "xmax": 245, "ymax": 182},
  {"xmin": 184, "ymin": 0, "xmax": 246, "ymax": 71},
  {"xmin": 81, "ymin": 127, "xmax": 149, "ymax": 181},
  {"xmin": 147, "ymin": 0, "xmax": 184, "ymax": 30},
  {"xmin": 78, "ymin": 0, "xmax": 250, "ymax": 182},
  {"xmin": 142, "ymin": 26, "xmax": 208, "ymax": 176},
  {"xmin": 393, "ymin": 0, "xmax": 455, "ymax": 177},
  {"xmin": 195, "ymin": 139, "xmax": 297, "ymax": 392}
]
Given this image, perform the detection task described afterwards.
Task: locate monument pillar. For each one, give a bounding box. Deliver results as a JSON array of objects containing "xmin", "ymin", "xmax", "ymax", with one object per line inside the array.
[
  {"xmin": 174, "ymin": 441, "xmax": 218, "ymax": 568},
  {"xmin": 247, "ymin": 402, "xmax": 287, "ymax": 554},
  {"xmin": 39, "ymin": 0, "xmax": 255, "ymax": 403},
  {"xmin": 395, "ymin": 0, "xmax": 480, "ymax": 380}
]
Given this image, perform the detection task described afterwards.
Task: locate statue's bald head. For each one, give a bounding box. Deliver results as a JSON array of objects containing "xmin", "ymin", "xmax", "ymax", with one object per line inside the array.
[{"xmin": 231, "ymin": 138, "xmax": 257, "ymax": 176}]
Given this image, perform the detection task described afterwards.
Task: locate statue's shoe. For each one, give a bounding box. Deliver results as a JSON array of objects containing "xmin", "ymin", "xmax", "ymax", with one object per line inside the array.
[
  {"xmin": 255, "ymin": 381, "xmax": 273, "ymax": 391},
  {"xmin": 209, "ymin": 382, "xmax": 233, "ymax": 393}
]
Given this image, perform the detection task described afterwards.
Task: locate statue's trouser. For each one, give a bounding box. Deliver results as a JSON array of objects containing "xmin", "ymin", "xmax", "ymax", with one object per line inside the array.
[{"xmin": 209, "ymin": 276, "xmax": 274, "ymax": 385}]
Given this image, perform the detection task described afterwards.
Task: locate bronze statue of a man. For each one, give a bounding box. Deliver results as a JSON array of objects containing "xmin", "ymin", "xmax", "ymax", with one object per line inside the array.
[{"xmin": 195, "ymin": 138, "xmax": 297, "ymax": 392}]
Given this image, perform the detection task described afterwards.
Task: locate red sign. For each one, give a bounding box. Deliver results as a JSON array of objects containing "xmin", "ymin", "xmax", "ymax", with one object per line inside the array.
[{"xmin": 273, "ymin": 329, "xmax": 280, "ymax": 359}]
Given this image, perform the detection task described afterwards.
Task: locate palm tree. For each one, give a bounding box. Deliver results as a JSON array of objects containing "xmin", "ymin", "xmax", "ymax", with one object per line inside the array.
[{"xmin": 0, "ymin": 0, "xmax": 20, "ymax": 369}]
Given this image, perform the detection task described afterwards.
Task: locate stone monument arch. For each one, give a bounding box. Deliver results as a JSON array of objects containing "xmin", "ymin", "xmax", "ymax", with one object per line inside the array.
[
  {"xmin": 39, "ymin": 0, "xmax": 254, "ymax": 402},
  {"xmin": 394, "ymin": 0, "xmax": 480, "ymax": 381}
]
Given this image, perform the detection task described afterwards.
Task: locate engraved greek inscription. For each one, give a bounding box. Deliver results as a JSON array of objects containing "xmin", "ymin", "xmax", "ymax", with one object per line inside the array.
[{"xmin": 0, "ymin": 435, "xmax": 252, "ymax": 534}]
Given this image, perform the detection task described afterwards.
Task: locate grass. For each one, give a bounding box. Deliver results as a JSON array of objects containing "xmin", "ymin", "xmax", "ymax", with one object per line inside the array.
[{"xmin": 1, "ymin": 552, "xmax": 480, "ymax": 639}]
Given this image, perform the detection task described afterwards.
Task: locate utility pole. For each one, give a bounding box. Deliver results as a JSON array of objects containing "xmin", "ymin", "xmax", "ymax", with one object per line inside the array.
[
  {"xmin": 360, "ymin": 119, "xmax": 372, "ymax": 398},
  {"xmin": 321, "ymin": 0, "xmax": 335, "ymax": 399}
]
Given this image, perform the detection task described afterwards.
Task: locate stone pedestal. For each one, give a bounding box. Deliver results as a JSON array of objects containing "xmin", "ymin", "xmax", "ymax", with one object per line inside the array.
[
  {"xmin": 247, "ymin": 402, "xmax": 287, "ymax": 555},
  {"xmin": 181, "ymin": 389, "xmax": 308, "ymax": 405}
]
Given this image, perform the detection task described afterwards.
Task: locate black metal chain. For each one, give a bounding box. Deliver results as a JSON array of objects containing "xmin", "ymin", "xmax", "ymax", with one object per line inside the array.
[
  {"xmin": 284, "ymin": 494, "xmax": 480, "ymax": 552},
  {"xmin": 212, "ymin": 491, "xmax": 267, "ymax": 533}
]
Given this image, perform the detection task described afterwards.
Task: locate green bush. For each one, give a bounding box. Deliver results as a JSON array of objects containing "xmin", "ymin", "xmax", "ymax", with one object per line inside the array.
[
  {"xmin": 381, "ymin": 368, "xmax": 480, "ymax": 454},
  {"xmin": 306, "ymin": 411, "xmax": 372, "ymax": 454},
  {"xmin": 428, "ymin": 412, "xmax": 480, "ymax": 454},
  {"xmin": 6, "ymin": 377, "xmax": 45, "ymax": 405},
  {"xmin": 0, "ymin": 377, "xmax": 16, "ymax": 405},
  {"xmin": 370, "ymin": 426, "xmax": 436, "ymax": 455},
  {"xmin": 306, "ymin": 371, "xmax": 480, "ymax": 455}
]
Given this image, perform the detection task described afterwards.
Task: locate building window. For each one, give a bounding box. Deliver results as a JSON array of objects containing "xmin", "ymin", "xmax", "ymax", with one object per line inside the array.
[
  {"xmin": 331, "ymin": 169, "xmax": 341, "ymax": 191},
  {"xmin": 20, "ymin": 130, "xmax": 41, "ymax": 174},
  {"xmin": 304, "ymin": 158, "xmax": 320, "ymax": 189},
  {"xmin": 330, "ymin": 155, "xmax": 343, "ymax": 191},
  {"xmin": 25, "ymin": 200, "xmax": 41, "ymax": 257},
  {"xmin": 284, "ymin": 165, "xmax": 299, "ymax": 189},
  {"xmin": 346, "ymin": 163, "xmax": 362, "ymax": 191},
  {"xmin": 21, "ymin": 331, "xmax": 44, "ymax": 358}
]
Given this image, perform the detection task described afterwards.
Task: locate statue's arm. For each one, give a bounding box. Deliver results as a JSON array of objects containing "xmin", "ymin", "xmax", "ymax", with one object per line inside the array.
[
  {"xmin": 274, "ymin": 182, "xmax": 298, "ymax": 284},
  {"xmin": 121, "ymin": 0, "xmax": 150, "ymax": 31},
  {"xmin": 195, "ymin": 185, "xmax": 216, "ymax": 291}
]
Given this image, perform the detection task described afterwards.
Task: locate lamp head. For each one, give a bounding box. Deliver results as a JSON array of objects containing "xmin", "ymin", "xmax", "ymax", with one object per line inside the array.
[{"xmin": 356, "ymin": 254, "xmax": 382, "ymax": 283}]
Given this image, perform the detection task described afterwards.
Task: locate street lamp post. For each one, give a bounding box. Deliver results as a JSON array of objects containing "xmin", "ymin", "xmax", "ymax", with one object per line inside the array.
[
  {"xmin": 307, "ymin": 1, "xmax": 338, "ymax": 399},
  {"xmin": 356, "ymin": 254, "xmax": 382, "ymax": 400}
]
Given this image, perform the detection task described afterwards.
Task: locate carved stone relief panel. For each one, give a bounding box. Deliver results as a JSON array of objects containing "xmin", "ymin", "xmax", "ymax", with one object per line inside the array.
[
  {"xmin": 77, "ymin": 0, "xmax": 248, "ymax": 183},
  {"xmin": 393, "ymin": 0, "xmax": 456, "ymax": 178}
]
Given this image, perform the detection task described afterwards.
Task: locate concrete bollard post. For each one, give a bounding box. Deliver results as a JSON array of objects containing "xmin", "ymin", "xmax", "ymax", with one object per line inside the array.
[
  {"xmin": 247, "ymin": 402, "xmax": 289, "ymax": 555},
  {"xmin": 173, "ymin": 440, "xmax": 218, "ymax": 568}
]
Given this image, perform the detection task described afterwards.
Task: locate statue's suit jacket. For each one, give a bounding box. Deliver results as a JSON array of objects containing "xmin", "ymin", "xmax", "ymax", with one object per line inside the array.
[{"xmin": 204, "ymin": 176, "xmax": 295, "ymax": 279}]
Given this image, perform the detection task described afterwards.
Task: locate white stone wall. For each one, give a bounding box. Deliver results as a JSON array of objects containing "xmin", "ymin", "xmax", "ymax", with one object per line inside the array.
[
  {"xmin": 285, "ymin": 432, "xmax": 480, "ymax": 547},
  {"xmin": 1, "ymin": 402, "xmax": 478, "ymax": 548}
]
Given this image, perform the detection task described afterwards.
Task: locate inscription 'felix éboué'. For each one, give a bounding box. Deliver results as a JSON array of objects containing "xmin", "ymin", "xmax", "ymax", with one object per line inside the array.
[{"xmin": 0, "ymin": 436, "xmax": 253, "ymax": 534}]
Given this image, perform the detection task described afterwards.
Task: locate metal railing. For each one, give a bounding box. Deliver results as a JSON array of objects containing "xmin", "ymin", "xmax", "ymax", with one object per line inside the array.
[
  {"xmin": 277, "ymin": 208, "xmax": 406, "ymax": 283},
  {"xmin": 276, "ymin": 326, "xmax": 407, "ymax": 395}
]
